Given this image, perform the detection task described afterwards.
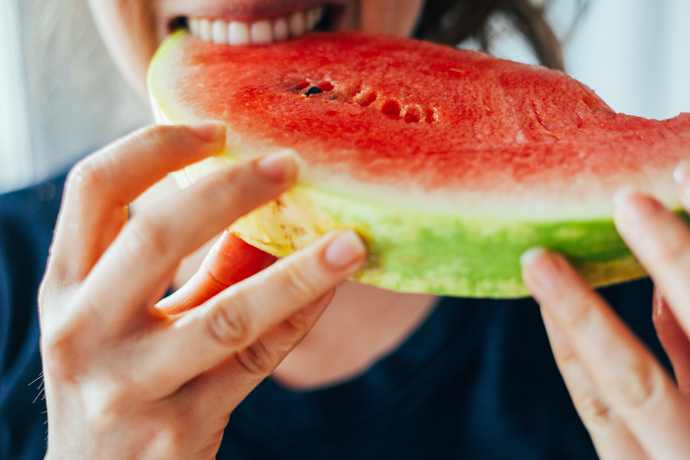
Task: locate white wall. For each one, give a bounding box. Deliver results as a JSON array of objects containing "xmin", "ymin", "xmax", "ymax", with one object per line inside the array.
[
  {"xmin": 485, "ymin": 0, "xmax": 690, "ymax": 119},
  {"xmin": 564, "ymin": 0, "xmax": 690, "ymax": 120},
  {"xmin": 0, "ymin": 0, "xmax": 32, "ymax": 191},
  {"xmin": 0, "ymin": 0, "xmax": 149, "ymax": 193}
]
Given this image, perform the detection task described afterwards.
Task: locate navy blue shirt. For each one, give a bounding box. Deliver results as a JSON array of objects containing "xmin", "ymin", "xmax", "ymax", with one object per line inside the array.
[{"xmin": 1, "ymin": 173, "xmax": 672, "ymax": 459}]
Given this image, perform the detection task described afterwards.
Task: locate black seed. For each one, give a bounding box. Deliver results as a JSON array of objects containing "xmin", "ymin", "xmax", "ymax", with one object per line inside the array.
[{"xmin": 305, "ymin": 87, "xmax": 324, "ymax": 97}]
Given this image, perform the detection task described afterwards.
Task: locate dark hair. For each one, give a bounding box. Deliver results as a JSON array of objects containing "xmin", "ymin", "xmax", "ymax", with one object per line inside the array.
[{"xmin": 414, "ymin": 0, "xmax": 564, "ymax": 71}]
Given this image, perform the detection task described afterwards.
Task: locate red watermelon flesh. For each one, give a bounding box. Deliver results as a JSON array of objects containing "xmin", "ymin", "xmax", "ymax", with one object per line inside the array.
[
  {"xmin": 148, "ymin": 31, "xmax": 690, "ymax": 297},
  {"xmin": 152, "ymin": 31, "xmax": 690, "ymax": 220}
]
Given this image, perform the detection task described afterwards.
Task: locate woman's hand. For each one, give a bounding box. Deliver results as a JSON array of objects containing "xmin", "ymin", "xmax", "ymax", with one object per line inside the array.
[
  {"xmin": 39, "ymin": 124, "xmax": 367, "ymax": 459},
  {"xmin": 520, "ymin": 166, "xmax": 690, "ymax": 460}
]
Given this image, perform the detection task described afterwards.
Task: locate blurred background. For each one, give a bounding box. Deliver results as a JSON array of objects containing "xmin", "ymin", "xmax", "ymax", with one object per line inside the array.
[
  {"xmin": 0, "ymin": 0, "xmax": 688, "ymax": 193},
  {"xmin": 0, "ymin": 0, "xmax": 148, "ymax": 192}
]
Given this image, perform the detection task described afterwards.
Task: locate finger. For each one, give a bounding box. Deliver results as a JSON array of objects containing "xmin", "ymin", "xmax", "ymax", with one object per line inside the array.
[
  {"xmin": 542, "ymin": 312, "xmax": 649, "ymax": 460},
  {"xmin": 652, "ymin": 287, "xmax": 690, "ymax": 397},
  {"xmin": 157, "ymin": 232, "xmax": 277, "ymax": 315},
  {"xmin": 522, "ymin": 248, "xmax": 690, "ymax": 459},
  {"xmin": 147, "ymin": 229, "xmax": 366, "ymax": 394},
  {"xmin": 84, "ymin": 150, "xmax": 298, "ymax": 331},
  {"xmin": 185, "ymin": 291, "xmax": 333, "ymax": 415},
  {"xmin": 613, "ymin": 189, "xmax": 690, "ymax": 335},
  {"xmin": 48, "ymin": 123, "xmax": 226, "ymax": 284}
]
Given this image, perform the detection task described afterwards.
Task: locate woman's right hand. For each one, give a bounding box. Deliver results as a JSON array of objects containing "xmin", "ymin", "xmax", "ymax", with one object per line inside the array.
[{"xmin": 39, "ymin": 124, "xmax": 367, "ymax": 459}]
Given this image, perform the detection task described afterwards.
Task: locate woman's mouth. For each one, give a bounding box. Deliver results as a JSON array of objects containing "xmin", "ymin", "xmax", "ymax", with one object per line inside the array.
[{"xmin": 174, "ymin": 4, "xmax": 340, "ymax": 46}]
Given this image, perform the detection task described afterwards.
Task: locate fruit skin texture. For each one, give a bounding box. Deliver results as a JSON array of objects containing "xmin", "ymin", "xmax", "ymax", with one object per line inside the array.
[{"xmin": 149, "ymin": 31, "xmax": 690, "ymax": 298}]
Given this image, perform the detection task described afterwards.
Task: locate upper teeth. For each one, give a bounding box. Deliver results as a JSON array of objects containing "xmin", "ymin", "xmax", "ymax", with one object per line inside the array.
[{"xmin": 188, "ymin": 7, "xmax": 323, "ymax": 45}]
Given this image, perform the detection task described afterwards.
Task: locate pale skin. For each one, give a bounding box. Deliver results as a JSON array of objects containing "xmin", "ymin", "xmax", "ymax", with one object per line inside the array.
[{"xmin": 40, "ymin": 0, "xmax": 690, "ymax": 457}]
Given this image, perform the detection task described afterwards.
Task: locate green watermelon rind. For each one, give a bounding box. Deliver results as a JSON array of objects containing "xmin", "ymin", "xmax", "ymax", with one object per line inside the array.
[
  {"xmin": 296, "ymin": 187, "xmax": 666, "ymax": 298},
  {"xmin": 147, "ymin": 31, "xmax": 685, "ymax": 298}
]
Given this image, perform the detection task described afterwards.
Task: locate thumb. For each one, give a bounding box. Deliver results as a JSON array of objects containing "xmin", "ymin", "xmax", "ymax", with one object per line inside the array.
[{"xmin": 158, "ymin": 231, "xmax": 276, "ymax": 315}]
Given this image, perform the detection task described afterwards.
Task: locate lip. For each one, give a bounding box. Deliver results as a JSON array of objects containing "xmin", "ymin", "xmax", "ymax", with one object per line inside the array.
[{"xmin": 160, "ymin": 0, "xmax": 347, "ymax": 35}]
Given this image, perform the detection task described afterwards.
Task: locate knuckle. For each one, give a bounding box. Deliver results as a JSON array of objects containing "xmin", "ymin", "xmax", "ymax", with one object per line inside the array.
[
  {"xmin": 276, "ymin": 263, "xmax": 321, "ymax": 302},
  {"xmin": 577, "ymin": 390, "xmax": 612, "ymax": 427},
  {"xmin": 560, "ymin": 300, "xmax": 593, "ymax": 331},
  {"xmin": 150, "ymin": 423, "xmax": 193, "ymax": 456},
  {"xmin": 82, "ymin": 383, "xmax": 130, "ymax": 433},
  {"xmin": 282, "ymin": 314, "xmax": 311, "ymax": 342},
  {"xmin": 644, "ymin": 216, "xmax": 690, "ymax": 268},
  {"xmin": 206, "ymin": 304, "xmax": 254, "ymax": 348},
  {"xmin": 279, "ymin": 303, "xmax": 324, "ymax": 345},
  {"xmin": 235, "ymin": 340, "xmax": 279, "ymax": 376},
  {"xmin": 39, "ymin": 289, "xmax": 98, "ymax": 380},
  {"xmin": 125, "ymin": 215, "xmax": 170, "ymax": 262},
  {"xmin": 41, "ymin": 322, "xmax": 88, "ymax": 381},
  {"xmin": 205, "ymin": 168, "xmax": 245, "ymax": 206},
  {"xmin": 41, "ymin": 332, "xmax": 78, "ymax": 380},
  {"xmin": 65, "ymin": 157, "xmax": 104, "ymax": 198},
  {"xmin": 552, "ymin": 339, "xmax": 578, "ymax": 365},
  {"xmin": 608, "ymin": 361, "xmax": 657, "ymax": 408},
  {"xmin": 653, "ymin": 230, "xmax": 688, "ymax": 264},
  {"xmin": 37, "ymin": 277, "xmax": 71, "ymax": 316}
]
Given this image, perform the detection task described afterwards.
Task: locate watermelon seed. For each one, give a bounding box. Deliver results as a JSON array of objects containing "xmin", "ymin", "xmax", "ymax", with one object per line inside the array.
[{"xmin": 305, "ymin": 87, "xmax": 324, "ymax": 97}]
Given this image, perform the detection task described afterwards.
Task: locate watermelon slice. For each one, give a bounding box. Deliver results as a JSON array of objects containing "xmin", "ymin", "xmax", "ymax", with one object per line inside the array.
[{"xmin": 148, "ymin": 30, "xmax": 690, "ymax": 298}]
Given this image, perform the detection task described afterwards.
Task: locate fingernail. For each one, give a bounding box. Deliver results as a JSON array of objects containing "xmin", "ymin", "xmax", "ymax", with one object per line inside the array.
[
  {"xmin": 674, "ymin": 162, "xmax": 690, "ymax": 202},
  {"xmin": 613, "ymin": 187, "xmax": 660, "ymax": 226},
  {"xmin": 188, "ymin": 123, "xmax": 226, "ymax": 142},
  {"xmin": 520, "ymin": 247, "xmax": 561, "ymax": 291},
  {"xmin": 324, "ymin": 230, "xmax": 366, "ymax": 269},
  {"xmin": 256, "ymin": 150, "xmax": 298, "ymax": 183}
]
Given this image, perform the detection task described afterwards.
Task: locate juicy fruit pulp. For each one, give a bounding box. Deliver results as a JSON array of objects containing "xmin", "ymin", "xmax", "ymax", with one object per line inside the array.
[{"xmin": 148, "ymin": 30, "xmax": 690, "ymax": 298}]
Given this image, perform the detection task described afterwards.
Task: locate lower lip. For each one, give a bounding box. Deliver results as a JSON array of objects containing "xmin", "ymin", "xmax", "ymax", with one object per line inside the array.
[{"xmin": 187, "ymin": 6, "xmax": 323, "ymax": 46}]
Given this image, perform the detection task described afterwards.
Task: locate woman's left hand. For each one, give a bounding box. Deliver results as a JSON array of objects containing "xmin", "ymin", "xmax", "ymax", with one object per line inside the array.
[{"xmin": 521, "ymin": 165, "xmax": 690, "ymax": 460}]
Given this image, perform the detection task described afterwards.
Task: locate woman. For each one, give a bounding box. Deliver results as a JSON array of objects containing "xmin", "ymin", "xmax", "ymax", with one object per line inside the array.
[{"xmin": 2, "ymin": 0, "xmax": 689, "ymax": 458}]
